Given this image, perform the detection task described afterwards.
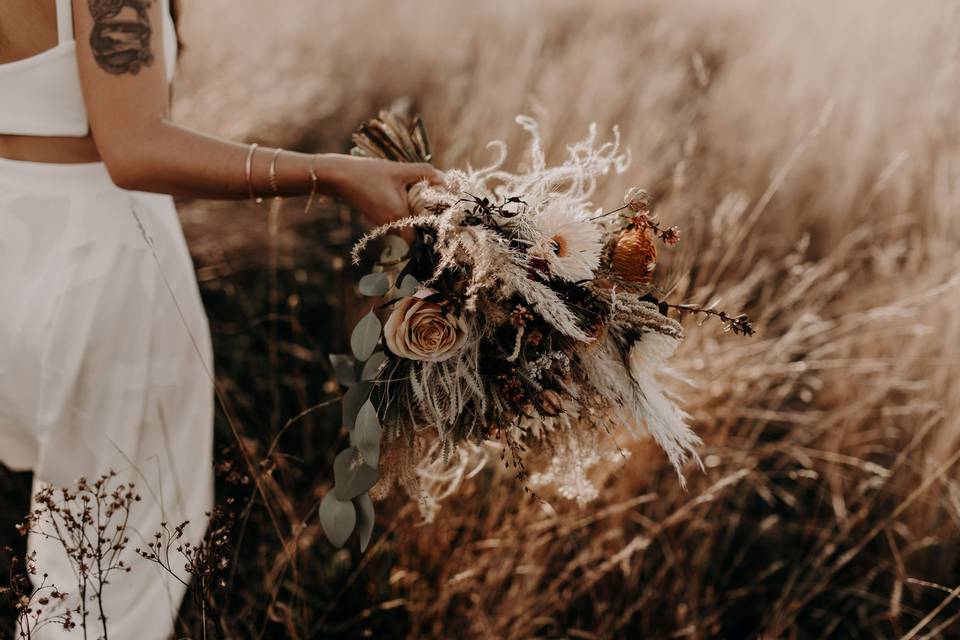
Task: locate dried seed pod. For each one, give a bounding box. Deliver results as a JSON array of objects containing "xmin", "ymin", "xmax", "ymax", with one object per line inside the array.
[
  {"xmin": 623, "ymin": 187, "xmax": 651, "ymax": 213},
  {"xmin": 613, "ymin": 225, "xmax": 658, "ymax": 283}
]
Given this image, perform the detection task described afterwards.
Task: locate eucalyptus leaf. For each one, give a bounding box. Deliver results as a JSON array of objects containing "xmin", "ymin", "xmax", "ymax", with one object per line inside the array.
[
  {"xmin": 358, "ymin": 273, "xmax": 391, "ymax": 297},
  {"xmin": 396, "ymin": 274, "xmax": 419, "ymax": 297},
  {"xmin": 354, "ymin": 401, "xmax": 382, "ymax": 468},
  {"xmin": 319, "ymin": 492, "xmax": 357, "ymax": 548},
  {"xmin": 353, "ymin": 492, "xmax": 375, "ymax": 552},
  {"xmin": 350, "ymin": 312, "xmax": 382, "ymax": 362},
  {"xmin": 333, "ymin": 447, "xmax": 379, "ymax": 501},
  {"xmin": 396, "ymin": 260, "xmax": 413, "ymax": 286},
  {"xmin": 379, "ymin": 235, "xmax": 410, "ymax": 263},
  {"xmin": 361, "ymin": 351, "xmax": 387, "ymax": 381},
  {"xmin": 342, "ymin": 381, "xmax": 372, "ymax": 431},
  {"xmin": 329, "ymin": 354, "xmax": 358, "ymax": 387}
]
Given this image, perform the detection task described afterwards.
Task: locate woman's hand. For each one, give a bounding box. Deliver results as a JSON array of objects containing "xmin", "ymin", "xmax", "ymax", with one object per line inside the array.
[{"xmin": 323, "ymin": 154, "xmax": 441, "ymax": 226}]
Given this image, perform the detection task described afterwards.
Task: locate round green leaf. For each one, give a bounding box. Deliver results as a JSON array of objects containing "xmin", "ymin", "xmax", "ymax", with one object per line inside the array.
[
  {"xmin": 397, "ymin": 274, "xmax": 419, "ymax": 297},
  {"xmin": 354, "ymin": 401, "xmax": 382, "ymax": 468},
  {"xmin": 350, "ymin": 311, "xmax": 382, "ymax": 362},
  {"xmin": 361, "ymin": 351, "xmax": 387, "ymax": 381},
  {"xmin": 380, "ymin": 235, "xmax": 409, "ymax": 263},
  {"xmin": 319, "ymin": 492, "xmax": 357, "ymax": 548},
  {"xmin": 342, "ymin": 381, "xmax": 373, "ymax": 431},
  {"xmin": 333, "ymin": 447, "xmax": 379, "ymax": 501},
  {"xmin": 359, "ymin": 273, "xmax": 391, "ymax": 297},
  {"xmin": 329, "ymin": 354, "xmax": 358, "ymax": 387},
  {"xmin": 353, "ymin": 492, "xmax": 376, "ymax": 552}
]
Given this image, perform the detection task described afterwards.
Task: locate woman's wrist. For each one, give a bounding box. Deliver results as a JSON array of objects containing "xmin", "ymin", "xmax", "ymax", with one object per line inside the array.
[
  {"xmin": 309, "ymin": 153, "xmax": 349, "ymax": 198},
  {"xmin": 243, "ymin": 147, "xmax": 344, "ymax": 200}
]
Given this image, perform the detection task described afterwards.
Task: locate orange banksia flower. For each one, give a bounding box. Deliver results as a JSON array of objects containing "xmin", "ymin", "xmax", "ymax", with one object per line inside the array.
[{"xmin": 613, "ymin": 225, "xmax": 658, "ymax": 283}]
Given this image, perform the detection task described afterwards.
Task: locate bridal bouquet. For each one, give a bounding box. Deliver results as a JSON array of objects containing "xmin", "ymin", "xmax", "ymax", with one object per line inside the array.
[{"xmin": 320, "ymin": 111, "xmax": 752, "ymax": 550}]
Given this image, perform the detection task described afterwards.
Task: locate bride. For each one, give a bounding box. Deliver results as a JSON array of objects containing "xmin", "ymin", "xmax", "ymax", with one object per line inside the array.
[{"xmin": 0, "ymin": 0, "xmax": 437, "ymax": 637}]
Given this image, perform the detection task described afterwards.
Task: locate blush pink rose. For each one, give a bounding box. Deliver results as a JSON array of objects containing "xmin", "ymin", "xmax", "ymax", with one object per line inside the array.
[{"xmin": 384, "ymin": 294, "xmax": 468, "ymax": 362}]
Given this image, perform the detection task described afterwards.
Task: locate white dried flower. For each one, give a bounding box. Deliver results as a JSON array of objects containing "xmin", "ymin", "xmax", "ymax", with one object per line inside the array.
[{"xmin": 529, "ymin": 202, "xmax": 603, "ymax": 282}]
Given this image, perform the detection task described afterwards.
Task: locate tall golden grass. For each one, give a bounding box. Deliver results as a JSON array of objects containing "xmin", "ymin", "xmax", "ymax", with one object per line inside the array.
[
  {"xmin": 173, "ymin": 1, "xmax": 960, "ymax": 637},
  {"xmin": 6, "ymin": 1, "xmax": 956, "ymax": 638}
]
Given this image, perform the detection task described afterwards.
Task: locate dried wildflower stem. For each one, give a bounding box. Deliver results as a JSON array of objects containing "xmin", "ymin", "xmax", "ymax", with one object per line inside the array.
[
  {"xmin": 634, "ymin": 217, "xmax": 681, "ymax": 245},
  {"xmin": 588, "ymin": 203, "xmax": 631, "ymax": 221},
  {"xmin": 3, "ymin": 548, "xmax": 72, "ymax": 638},
  {"xmin": 22, "ymin": 474, "xmax": 139, "ymax": 639},
  {"xmin": 137, "ymin": 504, "xmax": 235, "ymax": 640},
  {"xmin": 592, "ymin": 205, "xmax": 679, "ymax": 245},
  {"xmin": 660, "ymin": 302, "xmax": 755, "ymax": 336}
]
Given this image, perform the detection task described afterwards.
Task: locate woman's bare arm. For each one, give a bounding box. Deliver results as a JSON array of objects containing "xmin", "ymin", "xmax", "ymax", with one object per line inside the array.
[{"xmin": 71, "ymin": 0, "xmax": 436, "ymax": 224}]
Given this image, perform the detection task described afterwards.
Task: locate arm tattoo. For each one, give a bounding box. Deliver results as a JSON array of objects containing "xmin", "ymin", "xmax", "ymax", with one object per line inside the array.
[{"xmin": 87, "ymin": 0, "xmax": 155, "ymax": 75}]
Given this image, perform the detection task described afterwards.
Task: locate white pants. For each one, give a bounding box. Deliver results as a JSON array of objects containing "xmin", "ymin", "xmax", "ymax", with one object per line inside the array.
[{"xmin": 0, "ymin": 158, "xmax": 214, "ymax": 639}]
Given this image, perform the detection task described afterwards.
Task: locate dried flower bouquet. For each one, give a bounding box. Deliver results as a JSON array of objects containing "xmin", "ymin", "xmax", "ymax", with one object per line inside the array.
[{"xmin": 320, "ymin": 111, "xmax": 752, "ymax": 550}]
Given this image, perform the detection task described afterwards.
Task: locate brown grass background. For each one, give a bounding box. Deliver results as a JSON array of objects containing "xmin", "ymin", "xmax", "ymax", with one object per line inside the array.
[{"xmin": 4, "ymin": 0, "xmax": 960, "ymax": 637}]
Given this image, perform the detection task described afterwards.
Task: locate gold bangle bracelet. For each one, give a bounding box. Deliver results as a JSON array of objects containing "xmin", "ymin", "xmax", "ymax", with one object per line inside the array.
[
  {"xmin": 269, "ymin": 147, "xmax": 284, "ymax": 196},
  {"xmin": 305, "ymin": 155, "xmax": 320, "ymax": 215},
  {"xmin": 245, "ymin": 143, "xmax": 262, "ymax": 203}
]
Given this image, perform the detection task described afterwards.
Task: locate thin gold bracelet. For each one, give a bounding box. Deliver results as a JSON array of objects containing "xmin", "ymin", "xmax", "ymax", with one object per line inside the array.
[
  {"xmin": 245, "ymin": 143, "xmax": 261, "ymax": 203},
  {"xmin": 269, "ymin": 147, "xmax": 284, "ymax": 196},
  {"xmin": 305, "ymin": 155, "xmax": 320, "ymax": 215}
]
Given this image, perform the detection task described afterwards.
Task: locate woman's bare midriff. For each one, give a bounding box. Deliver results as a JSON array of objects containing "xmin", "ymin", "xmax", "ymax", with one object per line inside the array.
[{"xmin": 0, "ymin": 135, "xmax": 102, "ymax": 164}]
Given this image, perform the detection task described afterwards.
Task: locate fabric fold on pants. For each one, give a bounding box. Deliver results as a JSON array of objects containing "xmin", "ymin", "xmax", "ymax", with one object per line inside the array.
[{"xmin": 0, "ymin": 156, "xmax": 214, "ymax": 640}]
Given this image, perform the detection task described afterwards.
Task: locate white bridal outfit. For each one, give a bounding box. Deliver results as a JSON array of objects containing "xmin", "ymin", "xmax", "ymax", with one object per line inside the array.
[{"xmin": 0, "ymin": 1, "xmax": 213, "ymax": 637}]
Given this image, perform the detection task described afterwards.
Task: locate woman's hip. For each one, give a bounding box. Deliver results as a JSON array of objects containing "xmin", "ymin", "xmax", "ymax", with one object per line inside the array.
[
  {"xmin": 0, "ymin": 157, "xmax": 210, "ymax": 451},
  {"xmin": 0, "ymin": 155, "xmax": 197, "ymax": 285}
]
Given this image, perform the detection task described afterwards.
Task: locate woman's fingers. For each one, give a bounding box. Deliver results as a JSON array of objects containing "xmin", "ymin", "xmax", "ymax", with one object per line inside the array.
[
  {"xmin": 399, "ymin": 162, "xmax": 442, "ymax": 186},
  {"xmin": 344, "ymin": 159, "xmax": 443, "ymax": 226},
  {"xmin": 372, "ymin": 189, "xmax": 405, "ymax": 223}
]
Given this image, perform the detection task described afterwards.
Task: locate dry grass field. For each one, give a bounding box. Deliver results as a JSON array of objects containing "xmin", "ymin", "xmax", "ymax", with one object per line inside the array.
[{"xmin": 4, "ymin": 0, "xmax": 960, "ymax": 638}]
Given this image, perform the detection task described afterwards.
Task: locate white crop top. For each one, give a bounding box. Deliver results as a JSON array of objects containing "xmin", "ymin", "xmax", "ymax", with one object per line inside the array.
[{"xmin": 0, "ymin": 0, "xmax": 177, "ymax": 137}]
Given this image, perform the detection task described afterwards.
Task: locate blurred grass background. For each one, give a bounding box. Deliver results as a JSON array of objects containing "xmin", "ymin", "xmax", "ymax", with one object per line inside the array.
[{"xmin": 4, "ymin": 0, "xmax": 960, "ymax": 637}]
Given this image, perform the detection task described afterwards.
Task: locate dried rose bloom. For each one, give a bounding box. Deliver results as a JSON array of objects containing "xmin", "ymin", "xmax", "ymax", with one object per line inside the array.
[{"xmin": 384, "ymin": 292, "xmax": 469, "ymax": 362}]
